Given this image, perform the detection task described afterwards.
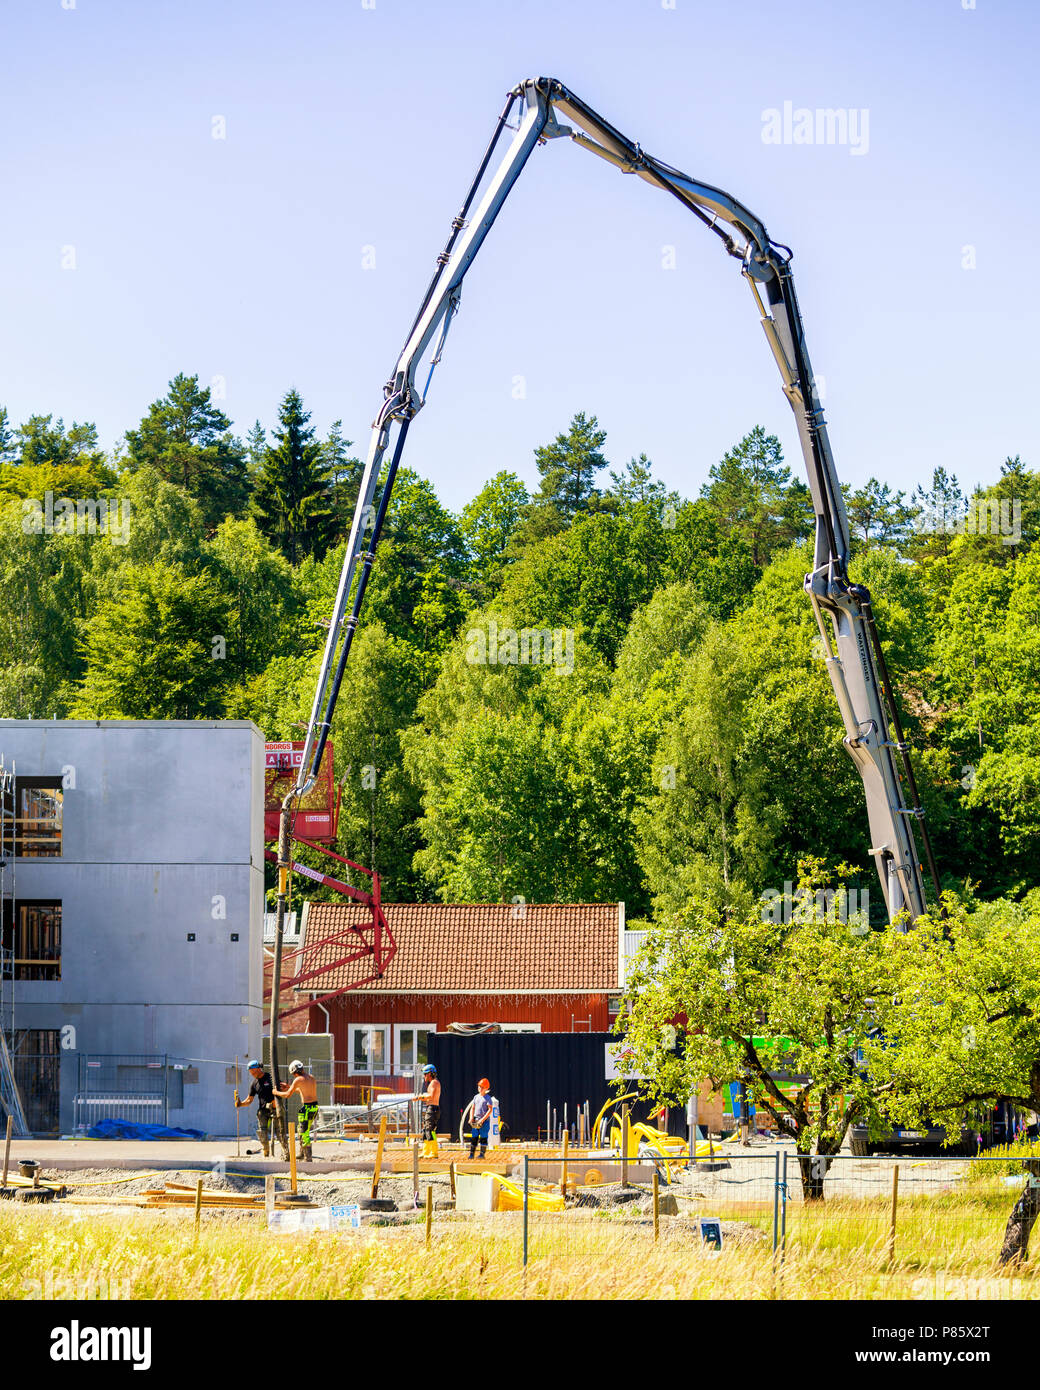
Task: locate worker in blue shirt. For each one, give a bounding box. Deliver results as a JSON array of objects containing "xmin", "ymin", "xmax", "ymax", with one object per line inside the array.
[{"xmin": 468, "ymin": 1078, "xmax": 493, "ymax": 1160}]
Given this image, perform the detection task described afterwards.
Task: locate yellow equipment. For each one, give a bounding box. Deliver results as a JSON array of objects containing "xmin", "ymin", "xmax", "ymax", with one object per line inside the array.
[
  {"xmin": 491, "ymin": 1174, "xmax": 565, "ymax": 1213},
  {"xmin": 609, "ymin": 1119, "xmax": 689, "ymax": 1164}
]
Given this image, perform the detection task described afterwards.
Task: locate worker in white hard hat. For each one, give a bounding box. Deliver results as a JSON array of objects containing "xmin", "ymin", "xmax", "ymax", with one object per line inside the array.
[{"xmin": 273, "ymin": 1060, "xmax": 319, "ymax": 1162}]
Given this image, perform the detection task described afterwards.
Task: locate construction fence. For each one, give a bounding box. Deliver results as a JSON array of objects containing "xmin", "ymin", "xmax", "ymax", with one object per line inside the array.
[
  {"xmin": 11, "ymin": 1050, "xmax": 421, "ymax": 1139},
  {"xmin": 438, "ymin": 1152, "xmax": 1039, "ymax": 1274},
  {"xmin": 74, "ymin": 1055, "xmax": 289, "ymax": 1138}
]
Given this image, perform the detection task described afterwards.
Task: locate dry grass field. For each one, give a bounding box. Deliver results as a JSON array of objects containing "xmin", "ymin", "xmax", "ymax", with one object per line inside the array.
[{"xmin": 2, "ymin": 1168, "xmax": 1039, "ymax": 1301}]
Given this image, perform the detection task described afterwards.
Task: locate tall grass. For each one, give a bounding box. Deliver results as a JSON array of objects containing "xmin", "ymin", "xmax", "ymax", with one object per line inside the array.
[{"xmin": 2, "ymin": 1184, "xmax": 1038, "ymax": 1301}]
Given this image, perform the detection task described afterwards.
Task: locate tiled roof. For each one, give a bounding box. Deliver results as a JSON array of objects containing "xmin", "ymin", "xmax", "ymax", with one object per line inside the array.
[{"xmin": 298, "ymin": 903, "xmax": 621, "ymax": 993}]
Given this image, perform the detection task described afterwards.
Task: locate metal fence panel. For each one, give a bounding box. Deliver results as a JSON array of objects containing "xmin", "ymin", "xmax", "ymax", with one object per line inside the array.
[{"xmin": 509, "ymin": 1148, "xmax": 1040, "ymax": 1287}]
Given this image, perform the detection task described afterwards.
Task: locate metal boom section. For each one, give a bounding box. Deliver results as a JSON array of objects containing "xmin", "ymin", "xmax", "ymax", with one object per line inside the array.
[{"xmin": 288, "ymin": 76, "xmax": 941, "ymax": 925}]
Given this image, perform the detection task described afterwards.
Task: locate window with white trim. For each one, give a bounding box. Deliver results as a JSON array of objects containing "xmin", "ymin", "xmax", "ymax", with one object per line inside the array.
[
  {"xmin": 499, "ymin": 1023, "xmax": 541, "ymax": 1033},
  {"xmin": 394, "ymin": 1024, "xmax": 436, "ymax": 1076},
  {"xmin": 348, "ymin": 1025, "xmax": 389, "ymax": 1075}
]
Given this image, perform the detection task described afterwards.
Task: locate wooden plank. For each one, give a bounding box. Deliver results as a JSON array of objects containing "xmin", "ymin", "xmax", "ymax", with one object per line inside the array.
[
  {"xmin": 371, "ymin": 1114, "xmax": 387, "ymax": 1200},
  {"xmin": 160, "ymin": 1182, "xmax": 259, "ymax": 1202},
  {"xmin": 385, "ymin": 1155, "xmax": 512, "ymax": 1175}
]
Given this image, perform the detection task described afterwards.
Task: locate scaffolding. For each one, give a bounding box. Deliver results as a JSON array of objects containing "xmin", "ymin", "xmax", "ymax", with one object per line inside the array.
[{"xmin": 0, "ymin": 757, "xmax": 29, "ymax": 1136}]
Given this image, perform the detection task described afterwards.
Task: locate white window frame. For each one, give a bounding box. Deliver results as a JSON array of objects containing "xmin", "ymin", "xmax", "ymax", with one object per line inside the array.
[
  {"xmin": 348, "ymin": 1024, "xmax": 390, "ymax": 1076},
  {"xmin": 499, "ymin": 1023, "xmax": 541, "ymax": 1033},
  {"xmin": 393, "ymin": 1023, "xmax": 436, "ymax": 1077}
]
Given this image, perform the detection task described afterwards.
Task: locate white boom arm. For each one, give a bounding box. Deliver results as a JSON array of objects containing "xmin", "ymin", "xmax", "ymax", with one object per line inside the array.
[{"xmin": 292, "ymin": 77, "xmax": 940, "ymax": 924}]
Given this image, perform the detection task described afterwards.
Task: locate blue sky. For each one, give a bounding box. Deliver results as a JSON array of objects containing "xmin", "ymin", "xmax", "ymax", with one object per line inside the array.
[{"xmin": 1, "ymin": 0, "xmax": 1036, "ymax": 513}]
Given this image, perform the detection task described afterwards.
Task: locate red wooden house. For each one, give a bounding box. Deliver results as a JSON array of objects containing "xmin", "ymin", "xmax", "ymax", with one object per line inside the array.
[{"xmin": 284, "ymin": 902, "xmax": 626, "ymax": 1102}]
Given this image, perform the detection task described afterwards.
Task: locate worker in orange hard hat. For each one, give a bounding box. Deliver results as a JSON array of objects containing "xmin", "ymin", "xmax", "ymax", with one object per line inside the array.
[{"xmin": 468, "ymin": 1077, "xmax": 493, "ymax": 1160}]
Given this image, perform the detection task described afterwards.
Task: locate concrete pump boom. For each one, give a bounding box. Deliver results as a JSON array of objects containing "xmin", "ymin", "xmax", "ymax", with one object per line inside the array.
[{"xmin": 282, "ymin": 76, "xmax": 942, "ymax": 927}]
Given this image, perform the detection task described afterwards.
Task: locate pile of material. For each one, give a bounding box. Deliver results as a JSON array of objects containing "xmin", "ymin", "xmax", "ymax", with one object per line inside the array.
[
  {"xmin": 142, "ymin": 1181, "xmax": 312, "ymax": 1210},
  {"xmin": 64, "ymin": 1180, "xmax": 313, "ymax": 1211},
  {"xmin": 0, "ymin": 1172, "xmax": 67, "ymax": 1202}
]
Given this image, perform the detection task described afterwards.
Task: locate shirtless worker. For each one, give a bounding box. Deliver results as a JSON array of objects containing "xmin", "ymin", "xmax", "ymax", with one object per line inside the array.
[
  {"xmin": 418, "ymin": 1063, "xmax": 441, "ymax": 1158},
  {"xmin": 273, "ymin": 1060, "xmax": 320, "ymax": 1162}
]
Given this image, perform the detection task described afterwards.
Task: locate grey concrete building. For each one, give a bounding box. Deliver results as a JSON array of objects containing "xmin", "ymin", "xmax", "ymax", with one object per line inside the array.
[{"xmin": 0, "ymin": 720, "xmax": 265, "ymax": 1136}]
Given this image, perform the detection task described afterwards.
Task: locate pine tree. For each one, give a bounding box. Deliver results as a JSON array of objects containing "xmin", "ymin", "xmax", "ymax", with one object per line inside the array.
[
  {"xmin": 252, "ymin": 389, "xmax": 334, "ymax": 563},
  {"xmin": 125, "ymin": 374, "xmax": 249, "ymax": 527},
  {"xmin": 0, "ymin": 407, "xmax": 17, "ymax": 464},
  {"xmin": 321, "ymin": 419, "xmax": 364, "ymax": 535},
  {"xmin": 532, "ymin": 411, "xmax": 608, "ymax": 521},
  {"xmin": 245, "ymin": 421, "xmax": 267, "ymax": 476},
  {"xmin": 609, "ymin": 453, "xmax": 668, "ymax": 508},
  {"xmin": 700, "ymin": 426, "xmax": 792, "ymax": 567},
  {"xmin": 843, "ymin": 477, "xmax": 914, "ymax": 546},
  {"xmin": 16, "ymin": 415, "xmax": 106, "ymax": 470}
]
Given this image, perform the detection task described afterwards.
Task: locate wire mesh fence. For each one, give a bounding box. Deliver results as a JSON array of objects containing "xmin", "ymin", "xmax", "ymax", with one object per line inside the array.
[
  {"xmin": 777, "ymin": 1152, "xmax": 1034, "ymax": 1271},
  {"xmin": 492, "ymin": 1150, "xmax": 1039, "ymax": 1276},
  {"xmin": 75, "ymin": 1055, "xmax": 254, "ymax": 1137}
]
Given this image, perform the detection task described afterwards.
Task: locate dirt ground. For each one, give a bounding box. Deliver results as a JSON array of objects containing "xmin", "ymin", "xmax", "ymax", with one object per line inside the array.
[{"xmin": 17, "ymin": 1162, "xmax": 768, "ymax": 1244}]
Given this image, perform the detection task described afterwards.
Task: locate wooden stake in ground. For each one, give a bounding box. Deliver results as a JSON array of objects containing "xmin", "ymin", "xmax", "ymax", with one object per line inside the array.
[
  {"xmin": 371, "ymin": 1113, "xmax": 387, "ymax": 1200},
  {"xmin": 412, "ymin": 1139, "xmax": 420, "ymax": 1203},
  {"xmin": 425, "ymin": 1185, "xmax": 433, "ymax": 1250},
  {"xmin": 288, "ymin": 1122, "xmax": 298, "ymax": 1194},
  {"xmin": 560, "ymin": 1130, "xmax": 569, "ymax": 1196},
  {"xmin": 888, "ymin": 1164, "xmax": 900, "ymax": 1263},
  {"xmin": 2, "ymin": 1115, "xmax": 11, "ymax": 1189},
  {"xmin": 653, "ymin": 1171, "xmax": 660, "ymax": 1243},
  {"xmin": 194, "ymin": 1178, "xmax": 203, "ymax": 1238},
  {"xmin": 578, "ymin": 1111, "xmax": 585, "ymax": 1148},
  {"xmin": 449, "ymin": 1160, "xmax": 456, "ymax": 1203},
  {"xmin": 265, "ymin": 1174, "xmax": 275, "ymax": 1218}
]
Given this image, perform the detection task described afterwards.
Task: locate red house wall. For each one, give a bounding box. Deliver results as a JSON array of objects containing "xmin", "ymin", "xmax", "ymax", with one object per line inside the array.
[{"xmin": 312, "ymin": 992, "xmax": 610, "ymax": 1082}]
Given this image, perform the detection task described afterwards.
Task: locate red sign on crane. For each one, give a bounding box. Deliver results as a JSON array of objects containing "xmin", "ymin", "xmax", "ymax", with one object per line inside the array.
[{"xmin": 263, "ymin": 741, "xmax": 338, "ymax": 842}]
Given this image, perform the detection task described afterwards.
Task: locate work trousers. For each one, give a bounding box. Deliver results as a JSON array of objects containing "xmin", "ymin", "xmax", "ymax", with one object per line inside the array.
[
  {"xmin": 421, "ymin": 1105, "xmax": 440, "ymax": 1142},
  {"xmin": 297, "ymin": 1101, "xmax": 319, "ymax": 1147},
  {"xmin": 256, "ymin": 1104, "xmax": 274, "ymax": 1146}
]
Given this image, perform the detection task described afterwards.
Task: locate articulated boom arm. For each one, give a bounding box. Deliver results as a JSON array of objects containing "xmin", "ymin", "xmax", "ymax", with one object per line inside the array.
[{"xmin": 293, "ymin": 77, "xmax": 941, "ymax": 924}]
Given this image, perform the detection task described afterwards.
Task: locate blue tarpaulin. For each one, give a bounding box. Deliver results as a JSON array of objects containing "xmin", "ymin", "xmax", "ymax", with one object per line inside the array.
[{"xmin": 86, "ymin": 1118, "xmax": 206, "ymax": 1141}]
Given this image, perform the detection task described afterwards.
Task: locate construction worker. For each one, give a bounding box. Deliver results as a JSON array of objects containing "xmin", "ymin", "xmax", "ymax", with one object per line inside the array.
[
  {"xmin": 235, "ymin": 1060, "xmax": 276, "ymax": 1157},
  {"xmin": 418, "ymin": 1063, "xmax": 441, "ymax": 1158},
  {"xmin": 468, "ymin": 1078, "xmax": 493, "ymax": 1160},
  {"xmin": 273, "ymin": 1060, "xmax": 319, "ymax": 1162}
]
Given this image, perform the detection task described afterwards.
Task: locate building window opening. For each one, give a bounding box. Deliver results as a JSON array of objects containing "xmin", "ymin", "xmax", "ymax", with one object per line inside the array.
[
  {"xmin": 12, "ymin": 1029, "xmax": 60, "ymax": 1134},
  {"xmin": 2, "ymin": 900, "xmax": 62, "ymax": 980},
  {"xmin": 12, "ymin": 779, "xmax": 63, "ymax": 858}
]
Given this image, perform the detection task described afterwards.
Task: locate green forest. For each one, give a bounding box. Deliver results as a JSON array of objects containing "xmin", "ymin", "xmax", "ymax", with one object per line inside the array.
[{"xmin": 2, "ymin": 373, "xmax": 1038, "ymax": 920}]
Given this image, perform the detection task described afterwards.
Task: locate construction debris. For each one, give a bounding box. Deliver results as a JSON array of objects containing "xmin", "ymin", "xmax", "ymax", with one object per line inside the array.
[{"xmin": 0, "ymin": 1172, "xmax": 67, "ymax": 1198}]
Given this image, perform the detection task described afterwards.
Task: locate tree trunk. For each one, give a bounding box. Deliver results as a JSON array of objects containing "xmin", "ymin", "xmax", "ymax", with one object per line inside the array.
[
  {"xmin": 797, "ymin": 1152, "xmax": 833, "ymax": 1202},
  {"xmin": 998, "ymin": 1162, "xmax": 1040, "ymax": 1266}
]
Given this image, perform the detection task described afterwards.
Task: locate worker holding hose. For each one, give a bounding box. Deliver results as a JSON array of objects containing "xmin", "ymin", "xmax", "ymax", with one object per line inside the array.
[
  {"xmin": 468, "ymin": 1078, "xmax": 493, "ymax": 1160},
  {"xmin": 235, "ymin": 1060, "xmax": 276, "ymax": 1158},
  {"xmin": 418, "ymin": 1063, "xmax": 441, "ymax": 1158},
  {"xmin": 273, "ymin": 1060, "xmax": 319, "ymax": 1162}
]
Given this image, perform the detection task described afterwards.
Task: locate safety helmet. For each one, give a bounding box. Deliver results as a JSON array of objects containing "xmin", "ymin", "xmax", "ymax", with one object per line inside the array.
[
  {"xmin": 422, "ymin": 1064, "xmax": 437, "ymax": 1075},
  {"xmin": 478, "ymin": 1078, "xmax": 490, "ymax": 1090},
  {"xmin": 289, "ymin": 1060, "xmax": 304, "ymax": 1074},
  {"xmin": 247, "ymin": 1059, "xmax": 262, "ymax": 1071}
]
